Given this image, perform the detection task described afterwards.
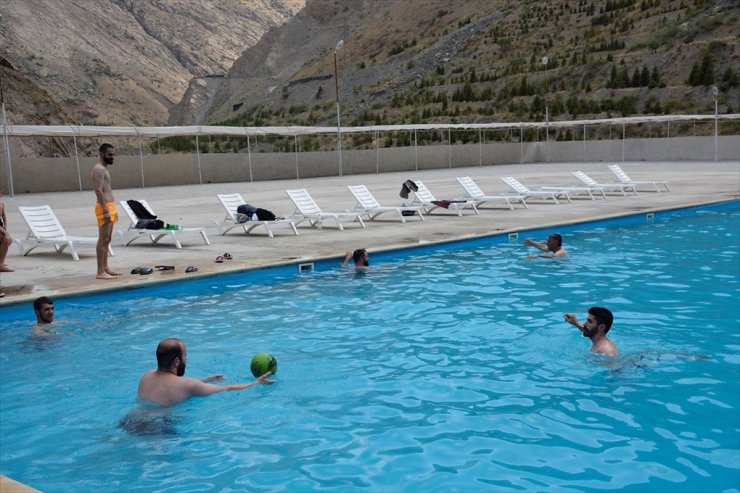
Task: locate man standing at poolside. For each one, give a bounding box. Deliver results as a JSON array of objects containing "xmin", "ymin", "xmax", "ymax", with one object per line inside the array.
[
  {"xmin": 524, "ymin": 233, "xmax": 568, "ymax": 259},
  {"xmin": 137, "ymin": 338, "xmax": 275, "ymax": 406},
  {"xmin": 91, "ymin": 143, "xmax": 121, "ymax": 280},
  {"xmin": 564, "ymin": 307, "xmax": 618, "ymax": 357},
  {"xmin": 32, "ymin": 296, "xmax": 55, "ymax": 336}
]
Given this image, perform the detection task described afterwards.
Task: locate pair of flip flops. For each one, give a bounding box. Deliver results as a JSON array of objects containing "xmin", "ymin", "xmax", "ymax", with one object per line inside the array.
[
  {"xmin": 131, "ymin": 265, "xmax": 176, "ymax": 275},
  {"xmin": 215, "ymin": 253, "xmax": 233, "ymax": 263}
]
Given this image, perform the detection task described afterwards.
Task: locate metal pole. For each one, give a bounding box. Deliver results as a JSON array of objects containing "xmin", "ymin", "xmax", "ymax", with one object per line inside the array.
[
  {"xmin": 448, "ymin": 128, "xmax": 452, "ymax": 169},
  {"xmin": 519, "ymin": 124, "xmax": 523, "ymax": 164},
  {"xmin": 479, "ymin": 128, "xmax": 482, "ymax": 166},
  {"xmin": 294, "ymin": 134, "xmax": 300, "ymax": 180},
  {"xmin": 195, "ymin": 134, "xmax": 202, "ymax": 185},
  {"xmin": 713, "ymin": 86, "xmax": 719, "ymax": 162},
  {"xmin": 622, "ymin": 123, "xmax": 626, "ymax": 162},
  {"xmin": 139, "ymin": 134, "xmax": 146, "ymax": 188},
  {"xmin": 542, "ymin": 56, "xmax": 549, "ymax": 163},
  {"xmin": 414, "ymin": 129, "xmax": 418, "ymax": 171},
  {"xmin": 666, "ymin": 122, "xmax": 670, "ymax": 160},
  {"xmin": 246, "ymin": 133, "xmax": 253, "ymax": 182},
  {"xmin": 73, "ymin": 135, "xmax": 82, "ymax": 191},
  {"xmin": 582, "ymin": 124, "xmax": 586, "ymax": 162},
  {"xmin": 1, "ymin": 102, "xmax": 14, "ymax": 196},
  {"xmin": 334, "ymin": 40, "xmax": 344, "ymax": 177},
  {"xmin": 374, "ymin": 130, "xmax": 380, "ymax": 174}
]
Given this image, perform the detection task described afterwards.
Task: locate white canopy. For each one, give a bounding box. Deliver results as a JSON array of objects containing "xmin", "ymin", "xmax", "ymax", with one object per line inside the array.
[{"xmin": 2, "ymin": 114, "xmax": 736, "ymax": 137}]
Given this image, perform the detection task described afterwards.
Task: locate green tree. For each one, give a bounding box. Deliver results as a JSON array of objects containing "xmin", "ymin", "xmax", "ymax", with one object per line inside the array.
[
  {"xmin": 700, "ymin": 54, "xmax": 714, "ymax": 85},
  {"xmin": 640, "ymin": 65, "xmax": 650, "ymax": 86}
]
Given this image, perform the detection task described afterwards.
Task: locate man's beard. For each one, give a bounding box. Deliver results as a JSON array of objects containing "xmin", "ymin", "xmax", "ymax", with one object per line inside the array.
[
  {"xmin": 103, "ymin": 157, "xmax": 114, "ymax": 165},
  {"xmin": 176, "ymin": 361, "xmax": 186, "ymax": 376}
]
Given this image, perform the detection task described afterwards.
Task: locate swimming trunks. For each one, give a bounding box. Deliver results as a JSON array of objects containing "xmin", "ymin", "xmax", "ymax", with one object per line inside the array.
[{"xmin": 95, "ymin": 202, "xmax": 118, "ymax": 227}]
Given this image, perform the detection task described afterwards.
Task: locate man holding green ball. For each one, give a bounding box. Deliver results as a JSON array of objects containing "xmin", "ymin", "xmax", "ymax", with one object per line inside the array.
[{"xmin": 137, "ymin": 338, "xmax": 275, "ymax": 406}]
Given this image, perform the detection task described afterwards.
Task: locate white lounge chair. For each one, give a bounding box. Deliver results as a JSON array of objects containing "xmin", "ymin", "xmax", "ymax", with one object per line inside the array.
[
  {"xmin": 15, "ymin": 205, "xmax": 113, "ymax": 261},
  {"xmin": 409, "ymin": 180, "xmax": 479, "ymax": 216},
  {"xmin": 118, "ymin": 200, "xmax": 210, "ymax": 248},
  {"xmin": 456, "ymin": 176, "xmax": 528, "ymax": 210},
  {"xmin": 215, "ymin": 193, "xmax": 298, "ymax": 237},
  {"xmin": 571, "ymin": 171, "xmax": 636, "ymax": 196},
  {"xmin": 348, "ymin": 185, "xmax": 424, "ymax": 222},
  {"xmin": 286, "ymin": 188, "xmax": 366, "ymax": 230},
  {"xmin": 608, "ymin": 164, "xmax": 671, "ymax": 192},
  {"xmin": 501, "ymin": 177, "xmax": 573, "ymax": 204}
]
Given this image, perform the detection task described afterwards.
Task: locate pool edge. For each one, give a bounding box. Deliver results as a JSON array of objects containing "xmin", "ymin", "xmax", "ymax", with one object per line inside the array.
[{"xmin": 0, "ymin": 197, "xmax": 736, "ymax": 308}]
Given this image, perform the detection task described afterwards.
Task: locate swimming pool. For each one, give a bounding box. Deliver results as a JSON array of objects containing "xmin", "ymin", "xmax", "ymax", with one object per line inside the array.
[{"xmin": 1, "ymin": 202, "xmax": 738, "ymax": 492}]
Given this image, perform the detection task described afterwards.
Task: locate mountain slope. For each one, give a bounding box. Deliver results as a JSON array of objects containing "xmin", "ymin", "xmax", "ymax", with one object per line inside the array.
[
  {"xmin": 186, "ymin": 0, "xmax": 738, "ymax": 136},
  {"xmin": 0, "ymin": 0, "xmax": 304, "ymax": 130}
]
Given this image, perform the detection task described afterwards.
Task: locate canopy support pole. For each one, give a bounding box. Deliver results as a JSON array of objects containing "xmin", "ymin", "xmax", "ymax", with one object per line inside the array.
[
  {"xmin": 246, "ymin": 133, "xmax": 253, "ymax": 182},
  {"xmin": 73, "ymin": 135, "xmax": 82, "ymax": 191},
  {"xmin": 195, "ymin": 134, "xmax": 202, "ymax": 185},
  {"xmin": 138, "ymin": 134, "xmax": 146, "ymax": 188}
]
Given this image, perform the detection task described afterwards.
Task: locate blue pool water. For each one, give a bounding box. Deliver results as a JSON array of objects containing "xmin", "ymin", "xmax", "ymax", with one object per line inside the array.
[{"xmin": 1, "ymin": 202, "xmax": 739, "ymax": 492}]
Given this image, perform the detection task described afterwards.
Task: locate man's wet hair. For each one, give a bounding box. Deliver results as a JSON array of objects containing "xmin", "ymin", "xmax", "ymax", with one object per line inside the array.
[
  {"xmin": 353, "ymin": 249, "xmax": 368, "ymax": 265},
  {"xmin": 33, "ymin": 296, "xmax": 53, "ymax": 312},
  {"xmin": 589, "ymin": 306, "xmax": 614, "ymax": 333},
  {"xmin": 156, "ymin": 338, "xmax": 184, "ymax": 370},
  {"xmin": 99, "ymin": 143, "xmax": 114, "ymax": 154},
  {"xmin": 549, "ymin": 233, "xmax": 563, "ymax": 247}
]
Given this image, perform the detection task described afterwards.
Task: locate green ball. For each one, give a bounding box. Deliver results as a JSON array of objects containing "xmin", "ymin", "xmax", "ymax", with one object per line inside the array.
[{"xmin": 250, "ymin": 352, "xmax": 278, "ymax": 378}]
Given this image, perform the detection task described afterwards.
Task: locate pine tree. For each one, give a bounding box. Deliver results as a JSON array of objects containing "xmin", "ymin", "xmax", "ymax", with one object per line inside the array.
[
  {"xmin": 700, "ymin": 54, "xmax": 714, "ymax": 85},
  {"xmin": 608, "ymin": 65, "xmax": 618, "ymax": 88},
  {"xmin": 688, "ymin": 63, "xmax": 699, "ymax": 86},
  {"xmin": 641, "ymin": 65, "xmax": 650, "ymax": 86}
]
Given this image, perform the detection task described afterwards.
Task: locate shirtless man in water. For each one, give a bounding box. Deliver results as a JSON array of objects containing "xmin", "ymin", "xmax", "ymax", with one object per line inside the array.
[
  {"xmin": 524, "ymin": 233, "xmax": 568, "ymax": 260},
  {"xmin": 137, "ymin": 338, "xmax": 275, "ymax": 406},
  {"xmin": 31, "ymin": 296, "xmax": 56, "ymax": 336},
  {"xmin": 564, "ymin": 306, "xmax": 618, "ymax": 357},
  {"xmin": 91, "ymin": 143, "xmax": 121, "ymax": 280},
  {"xmin": 340, "ymin": 248, "xmax": 370, "ymax": 270}
]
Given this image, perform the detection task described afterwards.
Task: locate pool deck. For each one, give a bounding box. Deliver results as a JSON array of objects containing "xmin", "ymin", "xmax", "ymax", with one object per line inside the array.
[{"xmin": 1, "ymin": 160, "xmax": 738, "ymax": 306}]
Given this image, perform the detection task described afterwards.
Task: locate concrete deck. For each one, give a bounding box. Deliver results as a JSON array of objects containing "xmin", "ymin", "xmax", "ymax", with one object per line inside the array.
[{"xmin": 1, "ymin": 160, "xmax": 738, "ymax": 306}]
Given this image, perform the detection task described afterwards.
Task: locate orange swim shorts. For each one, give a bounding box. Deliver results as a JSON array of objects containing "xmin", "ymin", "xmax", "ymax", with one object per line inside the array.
[{"xmin": 95, "ymin": 202, "xmax": 118, "ymax": 227}]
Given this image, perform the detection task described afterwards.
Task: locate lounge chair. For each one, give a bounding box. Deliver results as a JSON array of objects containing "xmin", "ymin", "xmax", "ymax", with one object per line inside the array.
[
  {"xmin": 409, "ymin": 180, "xmax": 479, "ymax": 216},
  {"xmin": 608, "ymin": 164, "xmax": 671, "ymax": 192},
  {"xmin": 348, "ymin": 185, "xmax": 424, "ymax": 222},
  {"xmin": 456, "ymin": 176, "xmax": 528, "ymax": 210},
  {"xmin": 118, "ymin": 200, "xmax": 210, "ymax": 248},
  {"xmin": 570, "ymin": 171, "xmax": 637, "ymax": 196},
  {"xmin": 286, "ymin": 188, "xmax": 366, "ymax": 230},
  {"xmin": 500, "ymin": 177, "xmax": 573, "ymax": 204},
  {"xmin": 215, "ymin": 193, "xmax": 298, "ymax": 237},
  {"xmin": 15, "ymin": 205, "xmax": 113, "ymax": 261}
]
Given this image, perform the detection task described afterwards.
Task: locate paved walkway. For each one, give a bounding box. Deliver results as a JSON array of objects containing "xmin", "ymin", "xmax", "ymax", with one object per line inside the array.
[{"xmin": 1, "ymin": 160, "xmax": 738, "ymax": 306}]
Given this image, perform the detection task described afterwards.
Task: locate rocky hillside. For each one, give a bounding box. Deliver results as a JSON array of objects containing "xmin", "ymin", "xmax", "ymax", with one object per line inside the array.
[
  {"xmin": 0, "ymin": 0, "xmax": 304, "ymax": 155},
  {"xmin": 1, "ymin": 0, "xmax": 737, "ymax": 158},
  {"xmin": 182, "ymin": 0, "xmax": 738, "ymax": 146}
]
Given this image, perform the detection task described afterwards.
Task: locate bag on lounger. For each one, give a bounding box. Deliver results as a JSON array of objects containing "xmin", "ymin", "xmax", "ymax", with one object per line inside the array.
[
  {"xmin": 127, "ymin": 200, "xmax": 165, "ymax": 229},
  {"xmin": 237, "ymin": 204, "xmax": 277, "ymax": 222}
]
